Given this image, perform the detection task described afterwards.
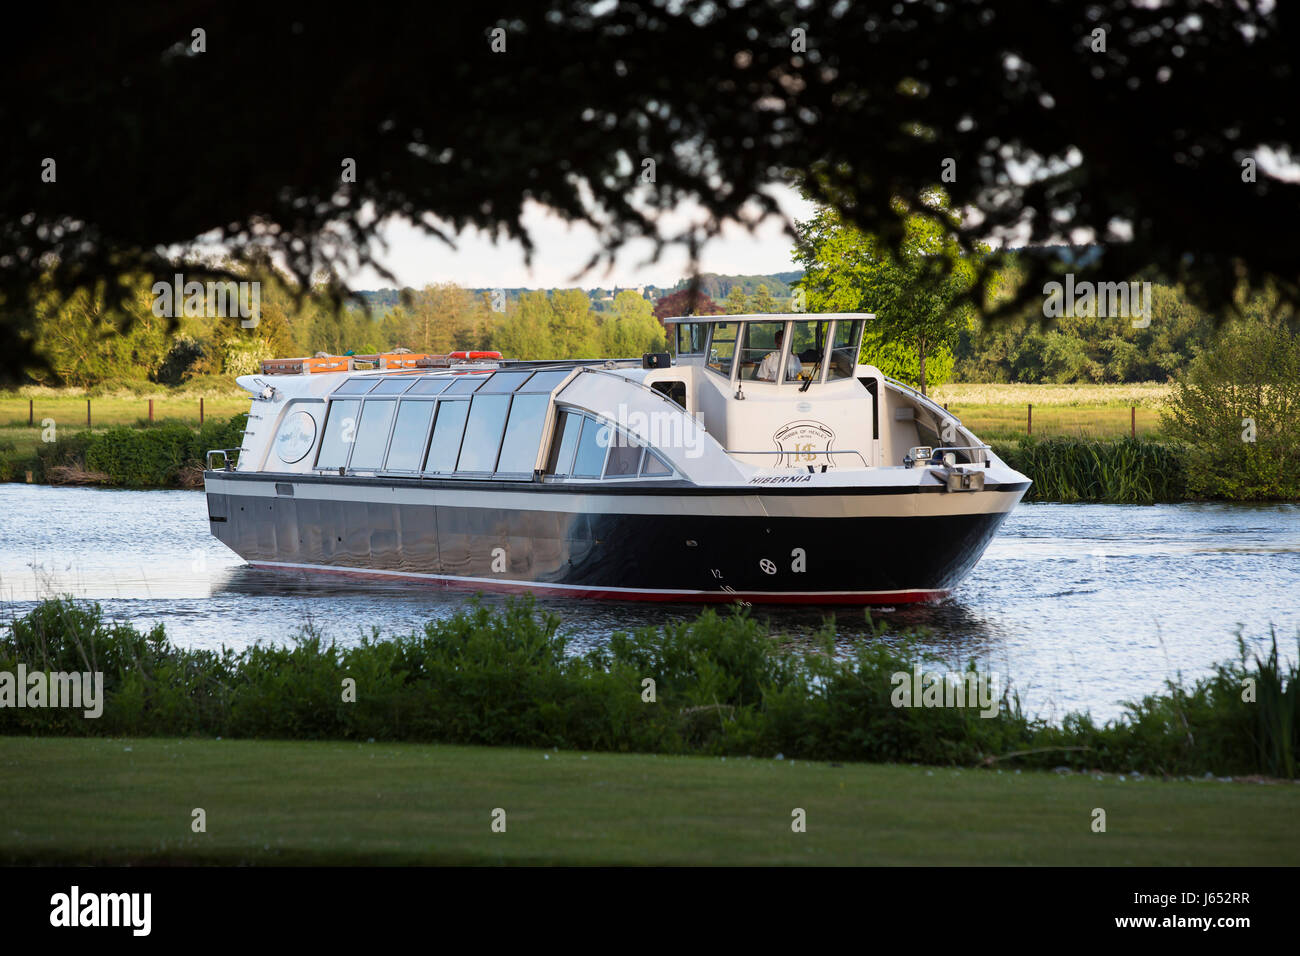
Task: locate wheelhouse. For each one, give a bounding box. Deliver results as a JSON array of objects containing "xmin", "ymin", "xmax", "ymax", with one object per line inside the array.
[{"xmin": 668, "ymin": 313, "xmax": 870, "ymax": 387}]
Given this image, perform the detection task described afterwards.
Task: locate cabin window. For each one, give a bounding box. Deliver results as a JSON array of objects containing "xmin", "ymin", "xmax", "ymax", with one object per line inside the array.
[
  {"xmin": 456, "ymin": 394, "xmax": 511, "ymax": 472},
  {"xmin": 706, "ymin": 322, "xmax": 738, "ymax": 378},
  {"xmin": 520, "ymin": 369, "xmax": 572, "ymax": 392},
  {"xmin": 424, "ymin": 400, "xmax": 470, "ymax": 473},
  {"xmin": 738, "ymin": 321, "xmax": 796, "ymax": 382},
  {"xmin": 827, "ymin": 320, "xmax": 865, "ymax": 380},
  {"xmin": 316, "ymin": 400, "xmax": 360, "ymax": 470},
  {"xmin": 787, "ymin": 320, "xmax": 831, "ymax": 383},
  {"xmin": 651, "ymin": 380, "xmax": 686, "ymax": 409},
  {"xmin": 348, "ymin": 400, "xmax": 397, "ymax": 471},
  {"xmin": 641, "ymin": 450, "xmax": 672, "ymax": 477},
  {"xmin": 371, "ymin": 377, "xmax": 417, "ymax": 395},
  {"xmin": 334, "ymin": 378, "xmax": 378, "ymax": 395},
  {"xmin": 495, "ymin": 394, "xmax": 549, "ymax": 474},
  {"xmin": 444, "ymin": 374, "xmax": 489, "ymax": 395},
  {"xmin": 604, "ymin": 437, "xmax": 643, "ymax": 477},
  {"xmin": 571, "ymin": 416, "xmax": 609, "ymax": 478},
  {"xmin": 480, "ymin": 370, "xmax": 535, "ymax": 393},
  {"xmin": 547, "ymin": 410, "xmax": 584, "ymax": 476},
  {"xmin": 409, "ymin": 377, "xmax": 454, "ymax": 395},
  {"xmin": 676, "ymin": 322, "xmax": 705, "ymax": 355},
  {"xmin": 383, "ymin": 400, "xmax": 436, "ymax": 472}
]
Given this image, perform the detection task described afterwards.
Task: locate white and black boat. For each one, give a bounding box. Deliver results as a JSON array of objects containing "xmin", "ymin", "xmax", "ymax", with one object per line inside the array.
[{"xmin": 204, "ymin": 313, "xmax": 1029, "ymax": 603}]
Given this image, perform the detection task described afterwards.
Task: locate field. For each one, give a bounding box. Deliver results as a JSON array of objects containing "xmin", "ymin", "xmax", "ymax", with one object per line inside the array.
[
  {"xmin": 0, "ymin": 386, "xmax": 249, "ymax": 459},
  {"xmin": 2, "ymin": 737, "xmax": 1296, "ymax": 866},
  {"xmin": 930, "ymin": 382, "xmax": 1172, "ymax": 440}
]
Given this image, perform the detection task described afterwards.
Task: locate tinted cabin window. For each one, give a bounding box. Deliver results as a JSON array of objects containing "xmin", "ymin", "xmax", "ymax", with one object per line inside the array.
[
  {"xmin": 349, "ymin": 400, "xmax": 397, "ymax": 470},
  {"xmin": 334, "ymin": 378, "xmax": 378, "ymax": 395},
  {"xmin": 571, "ymin": 417, "xmax": 608, "ymax": 477},
  {"xmin": 522, "ymin": 369, "xmax": 572, "ymax": 393},
  {"xmin": 480, "ymin": 370, "xmax": 534, "ymax": 393},
  {"xmin": 384, "ymin": 400, "xmax": 435, "ymax": 471},
  {"xmin": 828, "ymin": 320, "xmax": 865, "ymax": 380},
  {"xmin": 456, "ymin": 394, "xmax": 511, "ymax": 472},
  {"xmin": 444, "ymin": 375, "xmax": 488, "ymax": 395},
  {"xmin": 371, "ymin": 377, "xmax": 416, "ymax": 395},
  {"xmin": 641, "ymin": 450, "xmax": 672, "ymax": 476},
  {"xmin": 316, "ymin": 400, "xmax": 359, "ymax": 469},
  {"xmin": 706, "ymin": 322, "xmax": 738, "ymax": 378},
  {"xmin": 651, "ymin": 380, "xmax": 686, "ymax": 409},
  {"xmin": 409, "ymin": 377, "xmax": 453, "ymax": 395},
  {"xmin": 424, "ymin": 400, "xmax": 469, "ymax": 473},
  {"xmin": 496, "ymin": 394, "xmax": 549, "ymax": 474},
  {"xmin": 604, "ymin": 433, "xmax": 643, "ymax": 477},
  {"xmin": 547, "ymin": 410, "xmax": 584, "ymax": 476}
]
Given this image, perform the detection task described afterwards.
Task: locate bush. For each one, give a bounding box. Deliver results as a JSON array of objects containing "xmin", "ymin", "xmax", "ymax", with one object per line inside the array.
[
  {"xmin": 1161, "ymin": 305, "xmax": 1300, "ymax": 500},
  {"xmin": 4, "ymin": 598, "xmax": 1296, "ymax": 778}
]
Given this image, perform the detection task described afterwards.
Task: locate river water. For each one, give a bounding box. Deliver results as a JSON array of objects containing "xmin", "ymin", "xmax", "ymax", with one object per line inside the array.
[{"xmin": 1, "ymin": 484, "xmax": 1296, "ymax": 721}]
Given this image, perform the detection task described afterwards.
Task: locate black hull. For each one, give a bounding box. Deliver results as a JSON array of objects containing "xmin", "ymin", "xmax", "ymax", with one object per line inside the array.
[{"xmin": 204, "ymin": 473, "xmax": 1021, "ymax": 604}]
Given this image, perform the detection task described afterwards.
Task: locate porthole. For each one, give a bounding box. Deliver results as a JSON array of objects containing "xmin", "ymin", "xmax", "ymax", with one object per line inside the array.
[{"xmin": 275, "ymin": 410, "xmax": 317, "ymax": 464}]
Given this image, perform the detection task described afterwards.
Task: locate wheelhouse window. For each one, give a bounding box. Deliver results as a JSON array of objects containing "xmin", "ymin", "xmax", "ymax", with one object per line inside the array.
[
  {"xmin": 424, "ymin": 400, "xmax": 470, "ymax": 474},
  {"xmin": 348, "ymin": 399, "xmax": 397, "ymax": 470},
  {"xmin": 827, "ymin": 320, "xmax": 865, "ymax": 380},
  {"xmin": 738, "ymin": 321, "xmax": 799, "ymax": 382},
  {"xmin": 706, "ymin": 322, "xmax": 738, "ymax": 378},
  {"xmin": 787, "ymin": 320, "xmax": 831, "ymax": 383},
  {"xmin": 316, "ymin": 400, "xmax": 359, "ymax": 470},
  {"xmin": 675, "ymin": 322, "xmax": 705, "ymax": 355},
  {"xmin": 383, "ymin": 400, "xmax": 436, "ymax": 472}
]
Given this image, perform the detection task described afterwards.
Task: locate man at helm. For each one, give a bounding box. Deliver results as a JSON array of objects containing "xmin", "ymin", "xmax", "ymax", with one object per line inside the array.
[{"xmin": 756, "ymin": 328, "xmax": 803, "ymax": 382}]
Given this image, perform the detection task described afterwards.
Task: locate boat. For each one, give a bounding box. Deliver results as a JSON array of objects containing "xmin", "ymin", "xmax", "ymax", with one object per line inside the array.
[{"xmin": 203, "ymin": 314, "xmax": 1030, "ymax": 603}]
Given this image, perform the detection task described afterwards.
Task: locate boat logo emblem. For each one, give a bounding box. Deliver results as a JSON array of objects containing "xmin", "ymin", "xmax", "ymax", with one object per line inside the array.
[
  {"xmin": 773, "ymin": 420, "xmax": 835, "ymax": 468},
  {"xmin": 759, "ymin": 558, "xmax": 777, "ymax": 575}
]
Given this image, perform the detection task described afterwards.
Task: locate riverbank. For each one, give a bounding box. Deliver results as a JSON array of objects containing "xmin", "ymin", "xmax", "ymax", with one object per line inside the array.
[
  {"xmin": 3, "ymin": 735, "xmax": 1295, "ymax": 865},
  {"xmin": 6, "ymin": 598, "xmax": 1297, "ymax": 780}
]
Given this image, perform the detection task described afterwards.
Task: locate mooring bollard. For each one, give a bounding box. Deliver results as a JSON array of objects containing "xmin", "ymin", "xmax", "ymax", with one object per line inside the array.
[{"xmin": 1027, "ymin": 403, "xmax": 1033, "ymax": 437}]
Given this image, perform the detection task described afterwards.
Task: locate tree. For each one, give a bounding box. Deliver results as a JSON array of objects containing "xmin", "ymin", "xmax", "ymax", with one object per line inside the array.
[
  {"xmin": 1161, "ymin": 296, "xmax": 1300, "ymax": 500},
  {"xmin": 749, "ymin": 284, "xmax": 776, "ymax": 313},
  {"xmin": 724, "ymin": 286, "xmax": 749, "ymax": 314},
  {"xmin": 600, "ymin": 290, "xmax": 666, "ymax": 356},
  {"xmin": 11, "ymin": 3, "xmax": 1299, "ymax": 384},
  {"xmin": 794, "ymin": 199, "xmax": 979, "ymax": 394},
  {"xmin": 653, "ymin": 289, "xmax": 723, "ymax": 321}
]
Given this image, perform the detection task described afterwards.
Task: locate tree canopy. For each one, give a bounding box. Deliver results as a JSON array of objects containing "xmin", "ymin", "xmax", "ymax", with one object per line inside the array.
[{"xmin": 5, "ymin": 2, "xmax": 1298, "ymax": 383}]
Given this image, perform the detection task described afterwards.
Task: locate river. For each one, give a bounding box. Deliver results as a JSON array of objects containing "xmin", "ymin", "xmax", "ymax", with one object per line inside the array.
[{"xmin": 2, "ymin": 484, "xmax": 1296, "ymax": 721}]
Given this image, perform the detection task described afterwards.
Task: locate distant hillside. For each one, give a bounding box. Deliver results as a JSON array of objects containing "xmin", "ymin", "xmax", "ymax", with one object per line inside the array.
[{"xmin": 669, "ymin": 272, "xmax": 803, "ymax": 301}]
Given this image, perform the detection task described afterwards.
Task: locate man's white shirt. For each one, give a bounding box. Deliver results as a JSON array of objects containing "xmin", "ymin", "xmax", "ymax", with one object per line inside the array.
[{"xmin": 757, "ymin": 350, "xmax": 803, "ymax": 381}]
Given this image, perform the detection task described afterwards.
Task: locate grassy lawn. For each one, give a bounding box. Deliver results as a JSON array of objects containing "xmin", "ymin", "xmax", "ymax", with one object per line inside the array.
[
  {"xmin": 2, "ymin": 737, "xmax": 1296, "ymax": 865},
  {"xmin": 0, "ymin": 392, "xmax": 248, "ymax": 431},
  {"xmin": 929, "ymin": 383, "xmax": 1171, "ymax": 439}
]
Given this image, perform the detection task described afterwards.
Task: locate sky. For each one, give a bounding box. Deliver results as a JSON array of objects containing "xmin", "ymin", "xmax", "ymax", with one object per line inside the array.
[{"xmin": 345, "ymin": 184, "xmax": 816, "ymax": 291}]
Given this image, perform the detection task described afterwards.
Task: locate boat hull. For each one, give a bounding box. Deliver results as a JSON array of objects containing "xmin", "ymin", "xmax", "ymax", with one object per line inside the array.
[{"xmin": 204, "ymin": 473, "xmax": 1026, "ymax": 605}]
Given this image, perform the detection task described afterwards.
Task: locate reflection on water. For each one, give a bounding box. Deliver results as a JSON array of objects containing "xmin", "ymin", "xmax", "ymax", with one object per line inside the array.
[{"xmin": 2, "ymin": 485, "xmax": 1297, "ymax": 721}]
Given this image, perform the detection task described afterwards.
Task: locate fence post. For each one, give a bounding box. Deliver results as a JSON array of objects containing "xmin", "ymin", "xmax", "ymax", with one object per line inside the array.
[
  {"xmin": 86, "ymin": 399, "xmax": 91, "ymax": 428},
  {"xmin": 200, "ymin": 397, "xmax": 204, "ymax": 425},
  {"xmin": 28, "ymin": 398, "xmax": 33, "ymax": 426},
  {"xmin": 1027, "ymin": 403, "xmax": 1032, "ymax": 437},
  {"xmin": 148, "ymin": 398, "xmax": 154, "ymax": 424},
  {"xmin": 1131, "ymin": 406, "xmax": 1136, "ymax": 439}
]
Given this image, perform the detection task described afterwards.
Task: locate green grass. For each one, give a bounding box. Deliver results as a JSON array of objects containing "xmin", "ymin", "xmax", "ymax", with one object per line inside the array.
[
  {"xmin": 0, "ymin": 393, "xmax": 248, "ymax": 430},
  {"xmin": 948, "ymin": 403, "xmax": 1165, "ymax": 440},
  {"xmin": 3, "ymin": 737, "xmax": 1298, "ymax": 865}
]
